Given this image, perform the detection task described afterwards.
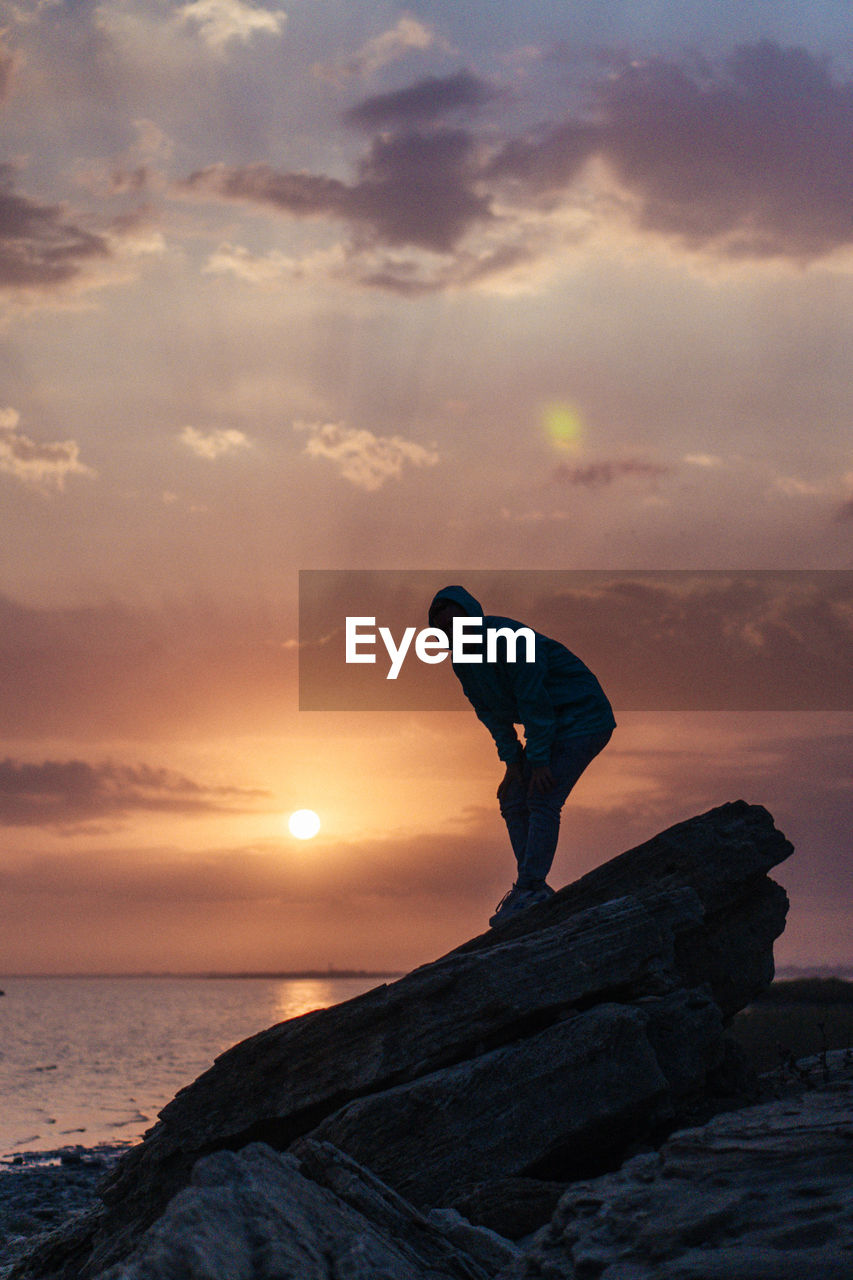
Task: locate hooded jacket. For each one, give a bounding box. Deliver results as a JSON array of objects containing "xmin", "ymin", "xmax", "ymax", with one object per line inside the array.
[{"xmin": 429, "ymin": 585, "xmax": 615, "ymax": 767}]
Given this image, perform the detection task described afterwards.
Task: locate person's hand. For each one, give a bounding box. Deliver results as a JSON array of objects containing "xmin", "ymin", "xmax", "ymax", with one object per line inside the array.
[
  {"xmin": 497, "ymin": 760, "xmax": 523, "ymax": 801},
  {"xmin": 528, "ymin": 765, "xmax": 555, "ymax": 795}
]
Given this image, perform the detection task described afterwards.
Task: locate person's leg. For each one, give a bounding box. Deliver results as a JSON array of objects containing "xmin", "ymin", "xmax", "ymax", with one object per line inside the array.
[
  {"xmin": 497, "ymin": 759, "xmax": 532, "ymax": 876},
  {"xmin": 518, "ymin": 728, "xmax": 612, "ymax": 885}
]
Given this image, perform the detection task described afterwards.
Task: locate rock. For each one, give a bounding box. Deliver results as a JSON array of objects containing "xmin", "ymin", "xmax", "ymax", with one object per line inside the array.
[
  {"xmin": 496, "ymin": 1051, "xmax": 853, "ymax": 1280},
  {"xmin": 95, "ymin": 1141, "xmax": 506, "ymax": 1280},
  {"xmin": 307, "ymin": 990, "xmax": 725, "ymax": 1205},
  {"xmin": 449, "ymin": 1178, "xmax": 569, "ymax": 1242},
  {"xmin": 9, "ymin": 801, "xmax": 792, "ymax": 1279},
  {"xmin": 426, "ymin": 1209, "xmax": 521, "ymax": 1274},
  {"xmin": 454, "ymin": 799, "xmax": 791, "ymax": 1021}
]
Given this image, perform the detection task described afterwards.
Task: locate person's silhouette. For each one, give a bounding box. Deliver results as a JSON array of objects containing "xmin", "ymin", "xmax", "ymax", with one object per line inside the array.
[{"xmin": 429, "ymin": 586, "xmax": 615, "ymax": 926}]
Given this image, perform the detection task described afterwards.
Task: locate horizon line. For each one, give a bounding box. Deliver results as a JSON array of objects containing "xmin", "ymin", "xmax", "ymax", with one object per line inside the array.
[
  {"xmin": 1, "ymin": 964, "xmax": 852, "ymax": 982},
  {"xmin": 0, "ymin": 969, "xmax": 406, "ymax": 980}
]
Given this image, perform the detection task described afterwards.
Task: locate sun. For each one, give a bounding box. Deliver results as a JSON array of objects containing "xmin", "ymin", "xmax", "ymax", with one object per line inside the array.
[{"xmin": 288, "ymin": 808, "xmax": 321, "ymax": 839}]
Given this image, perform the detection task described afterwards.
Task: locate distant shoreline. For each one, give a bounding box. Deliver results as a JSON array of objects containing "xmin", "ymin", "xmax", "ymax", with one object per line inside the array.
[{"xmin": 0, "ymin": 970, "xmax": 404, "ymax": 980}]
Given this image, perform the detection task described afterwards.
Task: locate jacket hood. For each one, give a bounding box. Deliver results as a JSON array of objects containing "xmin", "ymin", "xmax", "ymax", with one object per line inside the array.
[{"xmin": 428, "ymin": 584, "xmax": 483, "ymax": 622}]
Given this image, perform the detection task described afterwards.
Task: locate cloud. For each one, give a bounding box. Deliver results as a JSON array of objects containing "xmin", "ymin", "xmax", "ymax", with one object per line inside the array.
[
  {"xmin": 0, "ymin": 827, "xmax": 498, "ymax": 909},
  {"xmin": 203, "ymin": 234, "xmax": 545, "ymax": 297},
  {"xmin": 294, "ymin": 420, "xmax": 439, "ymax": 491},
  {"xmin": 315, "ymin": 15, "xmax": 440, "ymax": 84},
  {"xmin": 186, "ymin": 126, "xmax": 492, "ymax": 253},
  {"xmin": 75, "ymin": 119, "xmax": 174, "ymax": 200},
  {"xmin": 0, "ymin": 758, "xmax": 267, "ymax": 829},
  {"xmin": 203, "ymin": 242, "xmax": 299, "ymax": 284},
  {"xmin": 344, "ymin": 70, "xmax": 500, "ymax": 130},
  {"xmin": 0, "ymin": 407, "xmax": 96, "ymax": 491},
  {"xmin": 179, "ymin": 425, "xmax": 252, "ymax": 459},
  {"xmin": 684, "ymin": 453, "xmax": 724, "ymax": 468},
  {"xmin": 202, "ymin": 234, "xmax": 544, "ymax": 297},
  {"xmin": 488, "ymin": 40, "xmax": 853, "ymax": 261},
  {"xmin": 773, "ymin": 475, "xmax": 823, "ymax": 498},
  {"xmin": 553, "ymin": 458, "xmax": 669, "ymax": 487},
  {"xmin": 174, "ymin": 0, "xmax": 286, "ymax": 53},
  {"xmin": 0, "ymin": 166, "xmax": 109, "ymax": 290},
  {"xmin": 180, "ymin": 39, "xmax": 853, "ymax": 302}
]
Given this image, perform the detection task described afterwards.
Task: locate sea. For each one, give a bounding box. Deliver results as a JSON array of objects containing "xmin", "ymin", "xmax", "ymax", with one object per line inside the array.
[{"xmin": 0, "ymin": 975, "xmax": 395, "ymax": 1162}]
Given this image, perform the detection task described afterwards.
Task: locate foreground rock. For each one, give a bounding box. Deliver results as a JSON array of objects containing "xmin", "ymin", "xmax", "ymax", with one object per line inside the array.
[
  {"xmin": 11, "ymin": 800, "xmax": 791, "ymax": 1279},
  {"xmin": 95, "ymin": 1141, "xmax": 519, "ymax": 1280},
  {"xmin": 498, "ymin": 1051, "xmax": 853, "ymax": 1280}
]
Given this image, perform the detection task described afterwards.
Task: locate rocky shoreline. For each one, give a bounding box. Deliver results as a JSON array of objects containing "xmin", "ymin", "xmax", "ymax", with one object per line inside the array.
[
  {"xmin": 8, "ymin": 801, "xmax": 850, "ymax": 1279},
  {"xmin": 0, "ymin": 1148, "xmax": 126, "ymax": 1277}
]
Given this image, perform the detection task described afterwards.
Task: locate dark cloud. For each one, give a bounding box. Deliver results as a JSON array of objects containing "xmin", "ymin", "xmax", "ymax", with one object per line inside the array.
[
  {"xmin": 185, "ymin": 163, "xmax": 350, "ymax": 218},
  {"xmin": 0, "ymin": 166, "xmax": 108, "ymax": 289},
  {"xmin": 0, "ymin": 759, "xmax": 267, "ymax": 828},
  {"xmin": 344, "ymin": 70, "xmax": 500, "ymax": 130},
  {"xmin": 186, "ymin": 127, "xmax": 491, "ymax": 253},
  {"xmin": 486, "ymin": 121, "xmax": 595, "ymax": 192},
  {"xmin": 553, "ymin": 459, "xmax": 669, "ymax": 487},
  {"xmin": 350, "ymin": 129, "xmax": 491, "ymax": 251},
  {"xmin": 834, "ymin": 497, "xmax": 853, "ymax": 521},
  {"xmin": 489, "ymin": 40, "xmax": 853, "ymax": 260}
]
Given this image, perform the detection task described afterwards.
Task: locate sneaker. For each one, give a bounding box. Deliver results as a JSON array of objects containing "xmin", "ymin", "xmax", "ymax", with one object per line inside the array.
[
  {"xmin": 524, "ymin": 881, "xmax": 556, "ymax": 908},
  {"xmin": 489, "ymin": 880, "xmax": 554, "ymax": 927}
]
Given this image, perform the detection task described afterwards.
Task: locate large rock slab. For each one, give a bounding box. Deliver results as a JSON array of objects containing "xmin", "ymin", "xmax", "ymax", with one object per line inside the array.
[
  {"xmin": 309, "ymin": 991, "xmax": 724, "ymax": 1205},
  {"xmin": 497, "ymin": 1053, "xmax": 853, "ymax": 1280},
  {"xmin": 9, "ymin": 801, "xmax": 792, "ymax": 1279}
]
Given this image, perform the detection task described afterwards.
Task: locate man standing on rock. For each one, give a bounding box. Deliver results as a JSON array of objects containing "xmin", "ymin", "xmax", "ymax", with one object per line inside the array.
[{"xmin": 428, "ymin": 586, "xmax": 615, "ymax": 927}]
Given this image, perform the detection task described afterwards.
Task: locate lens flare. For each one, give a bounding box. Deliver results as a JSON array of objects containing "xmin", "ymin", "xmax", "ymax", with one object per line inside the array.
[{"xmin": 544, "ymin": 402, "xmax": 583, "ymax": 450}]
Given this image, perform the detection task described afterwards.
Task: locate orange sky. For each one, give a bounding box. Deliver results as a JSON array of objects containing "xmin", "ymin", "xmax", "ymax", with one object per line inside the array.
[{"xmin": 0, "ymin": 1, "xmax": 851, "ymax": 973}]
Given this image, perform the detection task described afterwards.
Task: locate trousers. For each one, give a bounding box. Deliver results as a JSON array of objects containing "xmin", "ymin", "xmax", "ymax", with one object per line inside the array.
[{"xmin": 498, "ymin": 727, "xmax": 613, "ymax": 885}]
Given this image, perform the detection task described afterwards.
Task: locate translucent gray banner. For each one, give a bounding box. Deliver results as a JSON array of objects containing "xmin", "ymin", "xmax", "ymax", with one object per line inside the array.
[{"xmin": 299, "ymin": 570, "xmax": 853, "ymax": 711}]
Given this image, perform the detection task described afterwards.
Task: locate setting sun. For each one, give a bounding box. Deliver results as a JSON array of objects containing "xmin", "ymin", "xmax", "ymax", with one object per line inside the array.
[{"xmin": 288, "ymin": 809, "xmax": 321, "ymax": 840}]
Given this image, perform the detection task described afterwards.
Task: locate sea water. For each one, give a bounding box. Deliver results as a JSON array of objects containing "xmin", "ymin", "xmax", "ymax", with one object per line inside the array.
[{"xmin": 0, "ymin": 976, "xmax": 392, "ymax": 1159}]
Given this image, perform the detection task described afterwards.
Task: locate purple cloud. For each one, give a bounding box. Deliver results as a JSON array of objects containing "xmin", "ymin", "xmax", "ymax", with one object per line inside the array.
[
  {"xmin": 187, "ymin": 127, "xmax": 491, "ymax": 252},
  {"xmin": 0, "ymin": 166, "xmax": 108, "ymax": 289},
  {"xmin": 489, "ymin": 40, "xmax": 853, "ymax": 260},
  {"xmin": 344, "ymin": 70, "xmax": 500, "ymax": 130},
  {"xmin": 0, "ymin": 758, "xmax": 267, "ymax": 828},
  {"xmin": 553, "ymin": 459, "xmax": 669, "ymax": 487}
]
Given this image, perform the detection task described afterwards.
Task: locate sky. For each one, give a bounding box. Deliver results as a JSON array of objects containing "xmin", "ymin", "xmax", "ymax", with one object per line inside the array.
[{"xmin": 0, "ymin": 0, "xmax": 851, "ymax": 974}]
